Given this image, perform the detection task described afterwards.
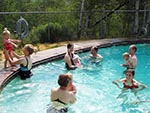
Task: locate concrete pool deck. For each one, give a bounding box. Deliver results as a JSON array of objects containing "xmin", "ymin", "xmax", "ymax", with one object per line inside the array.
[{"xmin": 0, "ymin": 38, "xmax": 150, "ymax": 92}]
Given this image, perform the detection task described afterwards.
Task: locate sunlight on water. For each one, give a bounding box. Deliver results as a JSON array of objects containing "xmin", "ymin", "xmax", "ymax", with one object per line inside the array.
[{"xmin": 0, "ymin": 44, "xmax": 150, "ymax": 113}]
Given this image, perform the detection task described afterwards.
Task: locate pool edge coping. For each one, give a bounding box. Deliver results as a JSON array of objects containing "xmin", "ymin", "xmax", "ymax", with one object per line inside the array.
[{"xmin": 0, "ymin": 38, "xmax": 150, "ymax": 93}]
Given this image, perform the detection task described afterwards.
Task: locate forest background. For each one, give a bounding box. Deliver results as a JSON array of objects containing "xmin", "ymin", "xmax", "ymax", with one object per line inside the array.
[{"xmin": 0, "ymin": 0, "xmax": 150, "ymax": 51}]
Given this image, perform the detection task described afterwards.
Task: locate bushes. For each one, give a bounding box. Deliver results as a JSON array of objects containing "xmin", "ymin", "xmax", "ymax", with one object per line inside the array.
[
  {"xmin": 27, "ymin": 22, "xmax": 75, "ymax": 44},
  {"xmin": 0, "ymin": 24, "xmax": 4, "ymax": 50}
]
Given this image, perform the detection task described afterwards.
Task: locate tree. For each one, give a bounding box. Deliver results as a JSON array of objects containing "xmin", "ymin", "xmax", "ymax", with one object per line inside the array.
[{"xmin": 134, "ymin": 0, "xmax": 140, "ymax": 36}]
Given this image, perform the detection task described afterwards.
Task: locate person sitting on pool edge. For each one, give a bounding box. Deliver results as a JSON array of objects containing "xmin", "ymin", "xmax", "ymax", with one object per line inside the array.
[
  {"xmin": 64, "ymin": 43, "xmax": 81, "ymax": 70},
  {"xmin": 47, "ymin": 74, "xmax": 76, "ymax": 113},
  {"xmin": 112, "ymin": 69, "xmax": 146, "ymax": 96},
  {"xmin": 6, "ymin": 44, "xmax": 35, "ymax": 80}
]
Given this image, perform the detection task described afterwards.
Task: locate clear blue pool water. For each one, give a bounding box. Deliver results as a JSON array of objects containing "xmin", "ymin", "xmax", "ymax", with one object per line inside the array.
[{"xmin": 0, "ymin": 44, "xmax": 150, "ymax": 113}]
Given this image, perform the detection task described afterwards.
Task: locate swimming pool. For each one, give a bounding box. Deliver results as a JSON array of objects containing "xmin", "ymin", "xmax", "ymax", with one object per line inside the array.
[{"xmin": 0, "ymin": 44, "xmax": 150, "ymax": 113}]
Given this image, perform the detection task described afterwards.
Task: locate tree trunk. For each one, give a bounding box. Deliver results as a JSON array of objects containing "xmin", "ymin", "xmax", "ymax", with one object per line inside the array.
[
  {"xmin": 134, "ymin": 0, "xmax": 140, "ymax": 36},
  {"xmin": 142, "ymin": 0, "xmax": 146, "ymax": 27},
  {"xmin": 145, "ymin": 7, "xmax": 150, "ymax": 36},
  {"xmin": 146, "ymin": 7, "xmax": 150, "ymax": 29},
  {"xmin": 139, "ymin": 0, "xmax": 147, "ymax": 37},
  {"xmin": 84, "ymin": 11, "xmax": 90, "ymax": 38},
  {"xmin": 77, "ymin": 0, "xmax": 85, "ymax": 39}
]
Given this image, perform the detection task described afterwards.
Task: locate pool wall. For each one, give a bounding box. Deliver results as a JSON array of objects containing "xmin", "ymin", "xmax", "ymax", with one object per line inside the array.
[{"xmin": 0, "ymin": 38, "xmax": 150, "ymax": 93}]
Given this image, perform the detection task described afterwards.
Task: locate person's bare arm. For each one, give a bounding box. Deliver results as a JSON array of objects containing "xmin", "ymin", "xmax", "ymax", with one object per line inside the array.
[
  {"xmin": 69, "ymin": 92, "xmax": 76, "ymax": 104},
  {"xmin": 13, "ymin": 52, "xmax": 23, "ymax": 59},
  {"xmin": 51, "ymin": 88, "xmax": 57, "ymax": 101},
  {"xmin": 10, "ymin": 39, "xmax": 21, "ymax": 43},
  {"xmin": 112, "ymin": 79, "xmax": 124, "ymax": 89},
  {"xmin": 135, "ymin": 80, "xmax": 146, "ymax": 91},
  {"xmin": 8, "ymin": 56, "xmax": 23, "ymax": 66}
]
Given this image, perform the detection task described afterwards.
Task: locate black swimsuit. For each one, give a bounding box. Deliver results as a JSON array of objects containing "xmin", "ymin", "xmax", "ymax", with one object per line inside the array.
[
  {"xmin": 65, "ymin": 53, "xmax": 76, "ymax": 70},
  {"xmin": 47, "ymin": 99, "xmax": 68, "ymax": 113},
  {"xmin": 18, "ymin": 57, "xmax": 33, "ymax": 80},
  {"xmin": 54, "ymin": 99, "xmax": 67, "ymax": 105}
]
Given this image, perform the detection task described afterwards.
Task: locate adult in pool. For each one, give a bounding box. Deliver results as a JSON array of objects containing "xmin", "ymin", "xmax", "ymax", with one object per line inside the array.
[
  {"xmin": 64, "ymin": 43, "xmax": 81, "ymax": 70},
  {"xmin": 128, "ymin": 45, "xmax": 138, "ymax": 69},
  {"xmin": 89, "ymin": 46, "xmax": 103, "ymax": 63},
  {"xmin": 47, "ymin": 74, "xmax": 76, "ymax": 113},
  {"xmin": 90, "ymin": 46, "xmax": 103, "ymax": 59},
  {"xmin": 112, "ymin": 69, "xmax": 146, "ymax": 96},
  {"xmin": 6, "ymin": 44, "xmax": 35, "ymax": 80}
]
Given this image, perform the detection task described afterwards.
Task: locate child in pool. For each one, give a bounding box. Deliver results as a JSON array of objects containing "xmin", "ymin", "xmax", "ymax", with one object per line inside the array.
[
  {"xmin": 121, "ymin": 52, "xmax": 130, "ymax": 68},
  {"xmin": 112, "ymin": 69, "xmax": 146, "ymax": 96},
  {"xmin": 73, "ymin": 54, "xmax": 81, "ymax": 67},
  {"xmin": 67, "ymin": 73, "xmax": 77, "ymax": 94},
  {"xmin": 3, "ymin": 28, "xmax": 21, "ymax": 68}
]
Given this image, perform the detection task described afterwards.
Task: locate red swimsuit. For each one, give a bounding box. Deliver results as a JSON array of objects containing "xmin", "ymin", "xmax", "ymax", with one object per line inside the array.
[
  {"xmin": 4, "ymin": 42, "xmax": 13, "ymax": 51},
  {"xmin": 123, "ymin": 80, "xmax": 139, "ymax": 89}
]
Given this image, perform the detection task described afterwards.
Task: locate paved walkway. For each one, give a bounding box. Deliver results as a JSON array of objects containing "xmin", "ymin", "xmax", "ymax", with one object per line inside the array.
[{"xmin": 0, "ymin": 38, "xmax": 150, "ymax": 92}]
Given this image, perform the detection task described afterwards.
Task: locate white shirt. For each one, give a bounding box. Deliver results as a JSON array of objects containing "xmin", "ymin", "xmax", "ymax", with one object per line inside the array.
[{"xmin": 129, "ymin": 54, "xmax": 137, "ymax": 69}]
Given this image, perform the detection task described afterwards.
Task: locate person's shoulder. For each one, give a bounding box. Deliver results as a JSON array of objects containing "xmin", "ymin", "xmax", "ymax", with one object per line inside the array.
[
  {"xmin": 64, "ymin": 53, "xmax": 69, "ymax": 58},
  {"xmin": 130, "ymin": 54, "xmax": 137, "ymax": 59},
  {"xmin": 120, "ymin": 78, "xmax": 126, "ymax": 82},
  {"xmin": 51, "ymin": 88, "xmax": 58, "ymax": 93},
  {"xmin": 133, "ymin": 79, "xmax": 140, "ymax": 84},
  {"xmin": 134, "ymin": 55, "xmax": 137, "ymax": 59}
]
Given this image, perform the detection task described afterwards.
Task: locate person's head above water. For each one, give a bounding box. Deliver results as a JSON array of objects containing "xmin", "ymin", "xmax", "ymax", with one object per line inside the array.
[
  {"xmin": 22, "ymin": 44, "xmax": 35, "ymax": 56},
  {"xmin": 122, "ymin": 52, "xmax": 130, "ymax": 60},
  {"xmin": 67, "ymin": 43, "xmax": 74, "ymax": 53},
  {"xmin": 58, "ymin": 74, "xmax": 71, "ymax": 87},
  {"xmin": 129, "ymin": 45, "xmax": 137, "ymax": 55},
  {"xmin": 91, "ymin": 46, "xmax": 98, "ymax": 55},
  {"xmin": 125, "ymin": 69, "xmax": 135, "ymax": 80}
]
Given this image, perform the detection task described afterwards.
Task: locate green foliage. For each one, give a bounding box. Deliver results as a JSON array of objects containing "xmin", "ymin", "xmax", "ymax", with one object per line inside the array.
[
  {"xmin": 27, "ymin": 22, "xmax": 76, "ymax": 44},
  {"xmin": 0, "ymin": 24, "xmax": 3, "ymax": 50},
  {"xmin": 0, "ymin": 0, "xmax": 149, "ymax": 50},
  {"xmin": 108, "ymin": 14, "xmax": 123, "ymax": 37}
]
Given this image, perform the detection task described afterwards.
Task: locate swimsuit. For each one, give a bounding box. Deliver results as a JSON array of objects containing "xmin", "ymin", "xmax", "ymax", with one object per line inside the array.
[
  {"xmin": 54, "ymin": 99, "xmax": 67, "ymax": 105},
  {"xmin": 65, "ymin": 53, "xmax": 76, "ymax": 70},
  {"xmin": 18, "ymin": 57, "xmax": 32, "ymax": 80},
  {"xmin": 4, "ymin": 42, "xmax": 13, "ymax": 51},
  {"xmin": 47, "ymin": 106, "xmax": 68, "ymax": 113},
  {"xmin": 123, "ymin": 80, "xmax": 139, "ymax": 89},
  {"xmin": 47, "ymin": 99, "xmax": 68, "ymax": 113}
]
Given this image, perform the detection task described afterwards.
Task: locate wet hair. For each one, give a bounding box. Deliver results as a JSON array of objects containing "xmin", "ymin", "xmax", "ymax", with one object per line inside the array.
[
  {"xmin": 58, "ymin": 74, "xmax": 71, "ymax": 87},
  {"xmin": 93, "ymin": 46, "xmax": 98, "ymax": 52},
  {"xmin": 126, "ymin": 69, "xmax": 135, "ymax": 76},
  {"xmin": 130, "ymin": 45, "xmax": 137, "ymax": 52},
  {"xmin": 25, "ymin": 44, "xmax": 35, "ymax": 55},
  {"xmin": 67, "ymin": 43, "xmax": 74, "ymax": 49}
]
